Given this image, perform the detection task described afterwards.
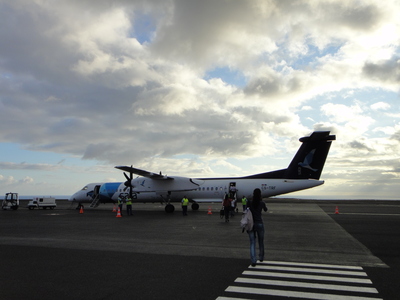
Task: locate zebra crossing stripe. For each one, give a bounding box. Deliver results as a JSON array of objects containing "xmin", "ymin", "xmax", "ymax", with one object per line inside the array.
[
  {"xmin": 253, "ymin": 264, "xmax": 367, "ymax": 276},
  {"xmin": 235, "ymin": 277, "xmax": 379, "ymax": 294},
  {"xmin": 263, "ymin": 260, "xmax": 363, "ymax": 270},
  {"xmin": 243, "ymin": 270, "xmax": 373, "ymax": 284},
  {"xmin": 225, "ymin": 286, "xmax": 382, "ymax": 300},
  {"xmin": 218, "ymin": 261, "xmax": 382, "ymax": 300}
]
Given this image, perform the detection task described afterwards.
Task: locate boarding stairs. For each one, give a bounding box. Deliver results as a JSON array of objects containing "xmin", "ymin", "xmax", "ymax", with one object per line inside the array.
[{"xmin": 89, "ymin": 194, "xmax": 101, "ymax": 208}]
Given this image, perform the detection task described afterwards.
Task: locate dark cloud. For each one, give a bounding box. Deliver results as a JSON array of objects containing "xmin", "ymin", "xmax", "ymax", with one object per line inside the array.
[
  {"xmin": 0, "ymin": 162, "xmax": 61, "ymax": 171},
  {"xmin": 362, "ymin": 57, "xmax": 400, "ymax": 84}
]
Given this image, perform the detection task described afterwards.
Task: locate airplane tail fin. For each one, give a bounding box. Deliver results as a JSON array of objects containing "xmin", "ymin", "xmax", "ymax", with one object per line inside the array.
[{"xmin": 284, "ymin": 131, "xmax": 336, "ymax": 180}]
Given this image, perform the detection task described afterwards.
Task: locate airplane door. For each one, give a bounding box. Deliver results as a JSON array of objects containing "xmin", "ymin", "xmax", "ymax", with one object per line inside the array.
[
  {"xmin": 93, "ymin": 185, "xmax": 101, "ymax": 198},
  {"xmin": 229, "ymin": 182, "xmax": 237, "ymax": 199}
]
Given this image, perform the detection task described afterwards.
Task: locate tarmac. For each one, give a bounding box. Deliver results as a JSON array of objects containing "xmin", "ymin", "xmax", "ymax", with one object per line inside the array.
[{"xmin": 1, "ymin": 199, "xmax": 399, "ymax": 299}]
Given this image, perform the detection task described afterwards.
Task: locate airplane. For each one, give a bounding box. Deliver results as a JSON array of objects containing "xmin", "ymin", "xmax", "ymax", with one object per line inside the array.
[{"xmin": 69, "ymin": 131, "xmax": 336, "ymax": 212}]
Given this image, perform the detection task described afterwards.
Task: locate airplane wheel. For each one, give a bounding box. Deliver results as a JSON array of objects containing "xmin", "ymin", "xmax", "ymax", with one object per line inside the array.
[
  {"xmin": 165, "ymin": 204, "xmax": 175, "ymax": 213},
  {"xmin": 191, "ymin": 203, "xmax": 199, "ymax": 211}
]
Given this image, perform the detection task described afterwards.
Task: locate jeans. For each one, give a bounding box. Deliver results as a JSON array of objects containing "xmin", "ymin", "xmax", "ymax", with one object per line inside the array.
[
  {"xmin": 248, "ymin": 222, "xmax": 265, "ymax": 264},
  {"xmin": 224, "ymin": 206, "xmax": 230, "ymax": 221}
]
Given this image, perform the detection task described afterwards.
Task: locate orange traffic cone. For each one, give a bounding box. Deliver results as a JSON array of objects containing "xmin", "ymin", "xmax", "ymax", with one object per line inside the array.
[
  {"xmin": 207, "ymin": 206, "xmax": 213, "ymax": 215},
  {"xmin": 112, "ymin": 204, "xmax": 116, "ymax": 212},
  {"xmin": 116, "ymin": 207, "xmax": 122, "ymax": 218},
  {"xmin": 79, "ymin": 206, "xmax": 84, "ymax": 214},
  {"xmin": 335, "ymin": 206, "xmax": 339, "ymax": 214}
]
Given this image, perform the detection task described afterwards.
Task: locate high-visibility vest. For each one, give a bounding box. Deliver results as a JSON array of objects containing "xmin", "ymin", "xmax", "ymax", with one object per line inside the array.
[
  {"xmin": 241, "ymin": 197, "xmax": 247, "ymax": 205},
  {"xmin": 118, "ymin": 198, "xmax": 122, "ymax": 205},
  {"xmin": 182, "ymin": 198, "xmax": 189, "ymax": 206},
  {"xmin": 126, "ymin": 198, "xmax": 132, "ymax": 205}
]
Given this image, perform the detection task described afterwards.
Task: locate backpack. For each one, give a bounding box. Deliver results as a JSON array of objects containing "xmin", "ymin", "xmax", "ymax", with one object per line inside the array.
[{"xmin": 240, "ymin": 208, "xmax": 253, "ymax": 233}]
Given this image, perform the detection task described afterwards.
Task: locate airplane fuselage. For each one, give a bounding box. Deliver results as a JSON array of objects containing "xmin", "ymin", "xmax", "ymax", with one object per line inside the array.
[{"xmin": 99, "ymin": 177, "xmax": 323, "ymax": 203}]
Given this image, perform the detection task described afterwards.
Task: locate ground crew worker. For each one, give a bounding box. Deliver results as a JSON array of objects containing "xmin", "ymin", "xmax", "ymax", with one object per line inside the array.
[
  {"xmin": 118, "ymin": 196, "xmax": 123, "ymax": 216},
  {"xmin": 181, "ymin": 196, "xmax": 189, "ymax": 216},
  {"xmin": 241, "ymin": 195, "xmax": 248, "ymax": 211},
  {"xmin": 126, "ymin": 196, "xmax": 133, "ymax": 216}
]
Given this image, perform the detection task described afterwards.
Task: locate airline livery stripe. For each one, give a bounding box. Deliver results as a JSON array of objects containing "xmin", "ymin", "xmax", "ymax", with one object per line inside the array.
[
  {"xmin": 225, "ymin": 286, "xmax": 383, "ymax": 300},
  {"xmin": 262, "ymin": 260, "xmax": 363, "ymax": 270},
  {"xmin": 242, "ymin": 270, "xmax": 373, "ymax": 284},
  {"xmin": 253, "ymin": 265, "xmax": 367, "ymax": 276},
  {"xmin": 235, "ymin": 277, "xmax": 379, "ymax": 293}
]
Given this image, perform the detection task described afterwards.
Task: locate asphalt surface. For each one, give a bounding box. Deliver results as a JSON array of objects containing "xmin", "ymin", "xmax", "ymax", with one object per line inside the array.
[{"xmin": 0, "ymin": 199, "xmax": 399, "ymax": 299}]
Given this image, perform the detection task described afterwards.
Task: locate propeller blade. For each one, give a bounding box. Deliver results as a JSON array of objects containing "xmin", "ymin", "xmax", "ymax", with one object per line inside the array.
[
  {"xmin": 124, "ymin": 172, "xmax": 130, "ymax": 181},
  {"xmin": 121, "ymin": 166, "xmax": 135, "ymax": 198}
]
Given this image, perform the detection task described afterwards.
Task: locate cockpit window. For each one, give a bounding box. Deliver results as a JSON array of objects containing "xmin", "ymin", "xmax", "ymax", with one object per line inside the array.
[{"xmin": 81, "ymin": 186, "xmax": 88, "ymax": 190}]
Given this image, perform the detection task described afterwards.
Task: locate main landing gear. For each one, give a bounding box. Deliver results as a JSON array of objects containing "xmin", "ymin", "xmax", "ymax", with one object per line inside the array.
[{"xmin": 164, "ymin": 202, "xmax": 200, "ymax": 213}]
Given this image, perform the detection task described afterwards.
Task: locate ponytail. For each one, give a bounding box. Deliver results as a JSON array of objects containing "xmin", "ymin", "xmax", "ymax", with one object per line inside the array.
[{"xmin": 252, "ymin": 188, "xmax": 262, "ymax": 207}]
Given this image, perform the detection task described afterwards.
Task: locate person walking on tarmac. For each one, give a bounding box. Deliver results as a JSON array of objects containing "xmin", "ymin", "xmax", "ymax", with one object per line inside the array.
[
  {"xmin": 118, "ymin": 196, "xmax": 124, "ymax": 216},
  {"xmin": 241, "ymin": 195, "xmax": 248, "ymax": 212},
  {"xmin": 230, "ymin": 197, "xmax": 236, "ymax": 217},
  {"xmin": 222, "ymin": 194, "xmax": 232, "ymax": 222},
  {"xmin": 126, "ymin": 196, "xmax": 133, "ymax": 216},
  {"xmin": 181, "ymin": 196, "xmax": 189, "ymax": 216},
  {"xmin": 247, "ymin": 188, "xmax": 268, "ymax": 267}
]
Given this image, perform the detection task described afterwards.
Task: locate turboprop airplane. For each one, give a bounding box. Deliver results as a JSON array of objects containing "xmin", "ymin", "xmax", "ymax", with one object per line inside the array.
[{"xmin": 69, "ymin": 131, "xmax": 335, "ymax": 212}]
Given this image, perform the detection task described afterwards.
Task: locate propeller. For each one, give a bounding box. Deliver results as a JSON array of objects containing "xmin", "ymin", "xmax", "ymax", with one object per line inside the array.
[{"xmin": 122, "ymin": 165, "xmax": 134, "ymax": 200}]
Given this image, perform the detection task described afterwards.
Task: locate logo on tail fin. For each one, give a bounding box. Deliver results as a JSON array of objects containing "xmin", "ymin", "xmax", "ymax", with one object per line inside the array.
[{"xmin": 298, "ymin": 149, "xmax": 318, "ymax": 172}]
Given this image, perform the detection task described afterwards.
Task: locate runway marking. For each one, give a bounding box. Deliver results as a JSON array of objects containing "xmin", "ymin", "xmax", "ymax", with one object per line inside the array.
[
  {"xmin": 328, "ymin": 213, "xmax": 400, "ymax": 216},
  {"xmin": 253, "ymin": 265, "xmax": 367, "ymax": 276},
  {"xmin": 263, "ymin": 260, "xmax": 363, "ymax": 270},
  {"xmin": 242, "ymin": 270, "xmax": 372, "ymax": 284},
  {"xmin": 234, "ymin": 277, "xmax": 378, "ymax": 293},
  {"xmin": 216, "ymin": 261, "xmax": 382, "ymax": 300}
]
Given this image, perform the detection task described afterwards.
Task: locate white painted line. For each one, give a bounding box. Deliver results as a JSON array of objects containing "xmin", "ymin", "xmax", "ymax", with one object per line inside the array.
[
  {"xmin": 235, "ymin": 277, "xmax": 379, "ymax": 293},
  {"xmin": 261, "ymin": 261, "xmax": 363, "ymax": 270},
  {"xmin": 216, "ymin": 297, "xmax": 253, "ymax": 300},
  {"xmin": 253, "ymin": 265, "xmax": 367, "ymax": 276},
  {"xmin": 226, "ymin": 286, "xmax": 383, "ymax": 300},
  {"xmin": 328, "ymin": 213, "xmax": 400, "ymax": 216},
  {"xmin": 243, "ymin": 271, "xmax": 373, "ymax": 284}
]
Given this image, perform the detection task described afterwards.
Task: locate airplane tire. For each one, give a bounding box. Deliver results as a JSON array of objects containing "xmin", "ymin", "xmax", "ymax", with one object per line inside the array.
[
  {"xmin": 191, "ymin": 203, "xmax": 199, "ymax": 211},
  {"xmin": 165, "ymin": 204, "xmax": 175, "ymax": 213}
]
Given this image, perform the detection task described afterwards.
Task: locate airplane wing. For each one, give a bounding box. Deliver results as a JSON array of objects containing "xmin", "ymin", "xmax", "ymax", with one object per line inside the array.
[{"xmin": 115, "ymin": 166, "xmax": 174, "ymax": 180}]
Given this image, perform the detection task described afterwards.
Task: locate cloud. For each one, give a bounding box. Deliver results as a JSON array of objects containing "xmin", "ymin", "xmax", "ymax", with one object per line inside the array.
[
  {"xmin": 0, "ymin": 175, "xmax": 17, "ymax": 185},
  {"xmin": 362, "ymin": 57, "xmax": 400, "ymax": 86},
  {"xmin": 370, "ymin": 101, "xmax": 390, "ymax": 110},
  {"xmin": 0, "ymin": 162, "xmax": 62, "ymax": 171},
  {"xmin": 1, "ymin": 0, "xmax": 400, "ymax": 197}
]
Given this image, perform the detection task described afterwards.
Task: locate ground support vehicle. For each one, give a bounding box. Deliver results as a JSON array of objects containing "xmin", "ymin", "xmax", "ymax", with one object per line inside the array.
[
  {"xmin": 27, "ymin": 197, "xmax": 57, "ymax": 210},
  {"xmin": 2, "ymin": 193, "xmax": 19, "ymax": 210}
]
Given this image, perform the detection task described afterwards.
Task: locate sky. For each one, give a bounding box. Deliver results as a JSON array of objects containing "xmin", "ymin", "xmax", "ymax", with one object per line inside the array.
[{"xmin": 1, "ymin": 0, "xmax": 400, "ymax": 199}]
